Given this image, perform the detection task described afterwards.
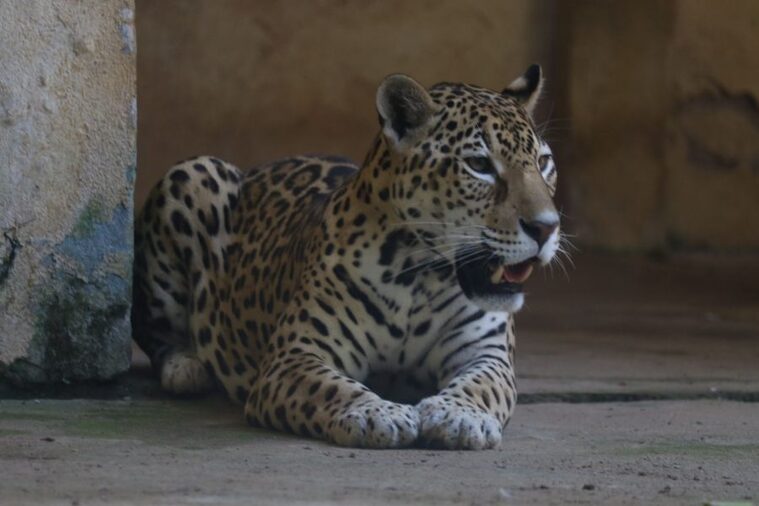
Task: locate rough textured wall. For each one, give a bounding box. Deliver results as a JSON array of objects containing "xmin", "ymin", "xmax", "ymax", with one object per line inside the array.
[
  {"xmin": 0, "ymin": 1, "xmax": 136, "ymax": 384},
  {"xmin": 135, "ymin": 0, "xmax": 557, "ymax": 209},
  {"xmin": 564, "ymin": 0, "xmax": 759, "ymax": 250},
  {"xmin": 561, "ymin": 1, "xmax": 674, "ymax": 250},
  {"xmin": 137, "ymin": 2, "xmax": 757, "ymax": 252},
  {"xmin": 664, "ymin": 0, "xmax": 759, "ymax": 250}
]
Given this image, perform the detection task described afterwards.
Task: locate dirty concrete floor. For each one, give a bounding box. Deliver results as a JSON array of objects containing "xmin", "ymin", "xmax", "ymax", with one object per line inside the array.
[
  {"xmin": 2, "ymin": 398, "xmax": 757, "ymax": 505},
  {"xmin": 2, "ymin": 253, "xmax": 759, "ymax": 505}
]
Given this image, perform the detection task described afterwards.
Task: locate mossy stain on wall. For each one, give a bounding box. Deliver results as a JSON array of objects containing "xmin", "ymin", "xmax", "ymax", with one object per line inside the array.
[{"xmin": 71, "ymin": 199, "xmax": 108, "ymax": 238}]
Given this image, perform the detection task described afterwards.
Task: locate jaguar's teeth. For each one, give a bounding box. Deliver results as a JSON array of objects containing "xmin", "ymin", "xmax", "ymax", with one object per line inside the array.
[{"xmin": 490, "ymin": 265, "xmax": 505, "ymax": 284}]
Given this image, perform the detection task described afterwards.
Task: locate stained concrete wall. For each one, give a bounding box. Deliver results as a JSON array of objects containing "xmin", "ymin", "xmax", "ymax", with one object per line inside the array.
[
  {"xmin": 135, "ymin": 0, "xmax": 557, "ymax": 209},
  {"xmin": 0, "ymin": 1, "xmax": 136, "ymax": 384},
  {"xmin": 563, "ymin": 0, "xmax": 759, "ymax": 251}
]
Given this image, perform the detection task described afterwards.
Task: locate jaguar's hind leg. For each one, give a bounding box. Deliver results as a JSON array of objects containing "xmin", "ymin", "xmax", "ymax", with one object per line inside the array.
[{"xmin": 132, "ymin": 156, "xmax": 241, "ymax": 395}]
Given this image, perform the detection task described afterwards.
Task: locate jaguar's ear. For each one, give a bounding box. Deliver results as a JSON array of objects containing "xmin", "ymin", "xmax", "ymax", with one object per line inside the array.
[
  {"xmin": 376, "ymin": 74, "xmax": 437, "ymax": 146},
  {"xmin": 502, "ymin": 64, "xmax": 543, "ymax": 116}
]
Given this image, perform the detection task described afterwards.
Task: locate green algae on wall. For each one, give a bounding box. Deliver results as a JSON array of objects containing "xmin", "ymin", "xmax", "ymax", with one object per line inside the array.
[
  {"xmin": 4, "ymin": 273, "xmax": 131, "ymax": 384},
  {"xmin": 3, "ymin": 201, "xmax": 133, "ymax": 384},
  {"xmin": 70, "ymin": 199, "xmax": 109, "ymax": 239}
]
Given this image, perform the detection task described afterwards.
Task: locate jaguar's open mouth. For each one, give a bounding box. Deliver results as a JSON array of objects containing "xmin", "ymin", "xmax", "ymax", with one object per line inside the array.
[
  {"xmin": 488, "ymin": 260, "xmax": 535, "ymax": 285},
  {"xmin": 455, "ymin": 246, "xmax": 537, "ymax": 302}
]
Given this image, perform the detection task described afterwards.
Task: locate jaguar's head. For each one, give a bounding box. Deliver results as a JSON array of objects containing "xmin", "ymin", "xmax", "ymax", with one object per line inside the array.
[{"xmin": 374, "ymin": 65, "xmax": 560, "ymax": 313}]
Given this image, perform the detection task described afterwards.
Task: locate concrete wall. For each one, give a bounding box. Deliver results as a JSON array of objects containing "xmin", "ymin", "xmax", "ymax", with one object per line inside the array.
[
  {"xmin": 138, "ymin": 1, "xmax": 759, "ymax": 251},
  {"xmin": 0, "ymin": 1, "xmax": 136, "ymax": 384},
  {"xmin": 135, "ymin": 0, "xmax": 557, "ymax": 209},
  {"xmin": 563, "ymin": 0, "xmax": 759, "ymax": 251},
  {"xmin": 664, "ymin": 0, "xmax": 759, "ymax": 250}
]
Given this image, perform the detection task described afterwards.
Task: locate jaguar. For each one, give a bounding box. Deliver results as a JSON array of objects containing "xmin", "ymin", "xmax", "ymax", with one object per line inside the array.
[{"xmin": 133, "ymin": 64, "xmax": 561, "ymax": 449}]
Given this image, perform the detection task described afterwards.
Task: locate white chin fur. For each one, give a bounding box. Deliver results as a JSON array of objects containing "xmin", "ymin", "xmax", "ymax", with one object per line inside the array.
[{"xmin": 471, "ymin": 292, "xmax": 524, "ymax": 314}]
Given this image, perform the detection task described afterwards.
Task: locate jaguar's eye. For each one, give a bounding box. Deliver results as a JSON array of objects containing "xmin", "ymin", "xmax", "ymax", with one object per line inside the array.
[
  {"xmin": 464, "ymin": 156, "xmax": 497, "ymax": 176},
  {"xmin": 538, "ymin": 154, "xmax": 552, "ymax": 172}
]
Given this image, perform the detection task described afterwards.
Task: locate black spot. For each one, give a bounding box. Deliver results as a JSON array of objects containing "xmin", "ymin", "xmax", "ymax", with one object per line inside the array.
[
  {"xmin": 228, "ymin": 192, "xmax": 238, "ymax": 210},
  {"xmin": 413, "ymin": 320, "xmax": 432, "ymax": 336},
  {"xmin": 202, "ymin": 177, "xmax": 220, "ymax": 194},
  {"xmin": 198, "ymin": 327, "xmax": 212, "ymax": 346},
  {"xmin": 315, "ymin": 298, "xmax": 336, "ymax": 316},
  {"xmin": 274, "ymin": 405, "xmax": 293, "ymax": 433},
  {"xmin": 215, "ymin": 350, "xmax": 230, "ymax": 375},
  {"xmin": 310, "ymin": 317, "xmax": 329, "ymax": 337},
  {"xmin": 170, "ymin": 210, "xmax": 192, "ymax": 236},
  {"xmin": 204, "ymin": 205, "xmax": 220, "ymax": 236},
  {"xmin": 338, "ymin": 321, "xmax": 366, "ymax": 357},
  {"xmin": 324, "ymin": 385, "xmax": 338, "ymax": 402},
  {"xmin": 215, "ymin": 163, "xmax": 228, "ymax": 181},
  {"xmin": 170, "ymin": 169, "xmax": 190, "ymax": 183},
  {"xmin": 196, "ymin": 288, "xmax": 207, "ymax": 312},
  {"xmin": 301, "ymin": 402, "xmax": 317, "ymax": 419},
  {"xmin": 379, "ymin": 229, "xmax": 411, "ymax": 266}
]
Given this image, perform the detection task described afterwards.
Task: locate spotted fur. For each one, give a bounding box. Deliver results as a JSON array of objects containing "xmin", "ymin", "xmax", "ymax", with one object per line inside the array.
[{"xmin": 133, "ymin": 65, "xmax": 560, "ymax": 449}]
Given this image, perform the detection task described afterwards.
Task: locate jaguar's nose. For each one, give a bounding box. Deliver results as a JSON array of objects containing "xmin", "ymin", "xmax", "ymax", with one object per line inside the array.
[{"xmin": 519, "ymin": 217, "xmax": 559, "ymax": 249}]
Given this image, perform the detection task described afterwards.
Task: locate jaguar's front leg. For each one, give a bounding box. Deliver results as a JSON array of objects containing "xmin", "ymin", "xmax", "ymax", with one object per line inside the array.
[
  {"xmin": 416, "ymin": 315, "xmax": 517, "ymax": 450},
  {"xmin": 245, "ymin": 344, "xmax": 419, "ymax": 448}
]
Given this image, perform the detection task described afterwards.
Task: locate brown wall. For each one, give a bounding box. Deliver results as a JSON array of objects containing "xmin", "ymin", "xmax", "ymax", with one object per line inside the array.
[
  {"xmin": 136, "ymin": 0, "xmax": 557, "ymax": 208},
  {"xmin": 564, "ymin": 0, "xmax": 759, "ymax": 251},
  {"xmin": 136, "ymin": 1, "xmax": 759, "ymax": 251}
]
